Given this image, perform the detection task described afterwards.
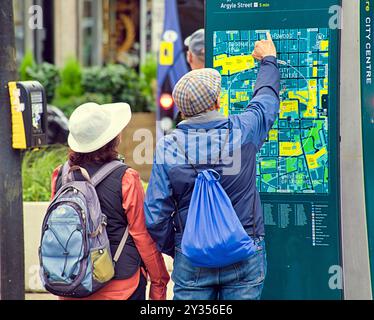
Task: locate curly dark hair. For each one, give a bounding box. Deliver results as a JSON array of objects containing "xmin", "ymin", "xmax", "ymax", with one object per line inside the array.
[{"xmin": 69, "ymin": 135, "xmax": 121, "ymax": 167}]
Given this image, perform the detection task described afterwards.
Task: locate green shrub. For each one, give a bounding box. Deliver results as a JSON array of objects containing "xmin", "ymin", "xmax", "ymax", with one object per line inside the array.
[
  {"xmin": 19, "ymin": 51, "xmax": 35, "ymax": 81},
  {"xmin": 83, "ymin": 65, "xmax": 126, "ymax": 100},
  {"xmin": 22, "ymin": 146, "xmax": 68, "ymax": 202},
  {"xmin": 55, "ymin": 58, "xmax": 83, "ymax": 99},
  {"xmin": 140, "ymin": 55, "xmax": 157, "ymax": 112},
  {"xmin": 26, "ymin": 63, "xmax": 60, "ymax": 102},
  {"xmin": 19, "ymin": 53, "xmax": 60, "ymax": 103},
  {"xmin": 19, "ymin": 55, "xmax": 154, "ymax": 116},
  {"xmin": 141, "ymin": 55, "xmax": 157, "ymax": 93},
  {"xmin": 53, "ymin": 92, "xmax": 113, "ymax": 118},
  {"xmin": 22, "ymin": 146, "xmax": 148, "ymax": 202},
  {"xmin": 82, "ymin": 64, "xmax": 152, "ymax": 113},
  {"xmin": 141, "ymin": 55, "xmax": 157, "ymax": 86}
]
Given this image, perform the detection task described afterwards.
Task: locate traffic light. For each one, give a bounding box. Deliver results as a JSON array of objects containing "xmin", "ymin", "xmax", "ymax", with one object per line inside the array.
[{"xmin": 158, "ymin": 79, "xmax": 175, "ymax": 133}]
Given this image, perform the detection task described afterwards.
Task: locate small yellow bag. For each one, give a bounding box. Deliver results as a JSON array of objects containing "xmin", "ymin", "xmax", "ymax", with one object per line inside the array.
[{"xmin": 91, "ymin": 248, "xmax": 115, "ymax": 283}]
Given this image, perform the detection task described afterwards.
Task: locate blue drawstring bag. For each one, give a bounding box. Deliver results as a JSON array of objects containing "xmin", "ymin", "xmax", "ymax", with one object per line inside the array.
[{"xmin": 181, "ymin": 169, "xmax": 257, "ymax": 268}]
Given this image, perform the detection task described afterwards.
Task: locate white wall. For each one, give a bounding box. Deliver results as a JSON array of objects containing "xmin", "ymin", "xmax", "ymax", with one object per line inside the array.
[{"xmin": 24, "ymin": 203, "xmax": 48, "ymax": 292}]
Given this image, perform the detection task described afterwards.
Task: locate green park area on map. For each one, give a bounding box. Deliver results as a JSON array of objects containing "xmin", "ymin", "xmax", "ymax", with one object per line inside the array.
[{"xmin": 213, "ymin": 28, "xmax": 330, "ymax": 194}]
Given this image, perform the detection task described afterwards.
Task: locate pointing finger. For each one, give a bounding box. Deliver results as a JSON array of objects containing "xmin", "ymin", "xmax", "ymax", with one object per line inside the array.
[{"xmin": 266, "ymin": 32, "xmax": 272, "ymax": 41}]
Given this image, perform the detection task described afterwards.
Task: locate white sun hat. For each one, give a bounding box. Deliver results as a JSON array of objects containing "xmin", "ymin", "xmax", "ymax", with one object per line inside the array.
[{"xmin": 68, "ymin": 102, "xmax": 132, "ymax": 153}]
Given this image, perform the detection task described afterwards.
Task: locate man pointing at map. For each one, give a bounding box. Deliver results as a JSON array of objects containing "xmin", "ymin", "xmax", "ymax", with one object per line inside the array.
[{"xmin": 145, "ymin": 32, "xmax": 280, "ymax": 300}]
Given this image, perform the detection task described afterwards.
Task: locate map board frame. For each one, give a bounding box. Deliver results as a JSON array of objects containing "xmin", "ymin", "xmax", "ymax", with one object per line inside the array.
[{"xmin": 205, "ymin": 0, "xmax": 342, "ymax": 299}]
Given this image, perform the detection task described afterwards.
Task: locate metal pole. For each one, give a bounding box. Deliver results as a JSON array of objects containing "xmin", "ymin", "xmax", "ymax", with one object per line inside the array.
[{"xmin": 0, "ymin": 0, "xmax": 25, "ymax": 300}]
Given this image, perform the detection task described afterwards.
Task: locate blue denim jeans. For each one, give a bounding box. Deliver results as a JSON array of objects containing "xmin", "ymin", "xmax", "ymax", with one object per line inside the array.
[{"xmin": 172, "ymin": 238, "xmax": 267, "ymax": 300}]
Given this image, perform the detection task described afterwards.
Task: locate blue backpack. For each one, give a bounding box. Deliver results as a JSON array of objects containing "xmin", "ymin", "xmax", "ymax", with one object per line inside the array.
[
  {"xmin": 39, "ymin": 161, "xmax": 129, "ymax": 298},
  {"xmin": 177, "ymin": 130, "xmax": 257, "ymax": 268}
]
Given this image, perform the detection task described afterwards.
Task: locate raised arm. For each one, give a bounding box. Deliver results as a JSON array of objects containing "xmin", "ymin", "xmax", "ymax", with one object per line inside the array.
[{"xmin": 231, "ymin": 32, "xmax": 281, "ymax": 150}]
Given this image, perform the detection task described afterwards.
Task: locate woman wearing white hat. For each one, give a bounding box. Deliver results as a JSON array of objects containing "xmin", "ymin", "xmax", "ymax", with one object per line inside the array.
[{"xmin": 50, "ymin": 102, "xmax": 170, "ymax": 300}]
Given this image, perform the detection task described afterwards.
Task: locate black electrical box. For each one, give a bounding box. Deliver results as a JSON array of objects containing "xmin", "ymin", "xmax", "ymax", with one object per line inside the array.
[{"xmin": 8, "ymin": 81, "xmax": 48, "ymax": 149}]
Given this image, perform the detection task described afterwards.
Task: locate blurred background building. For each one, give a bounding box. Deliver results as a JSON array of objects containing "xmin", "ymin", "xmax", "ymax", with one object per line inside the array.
[{"xmin": 13, "ymin": 0, "xmax": 162, "ymax": 68}]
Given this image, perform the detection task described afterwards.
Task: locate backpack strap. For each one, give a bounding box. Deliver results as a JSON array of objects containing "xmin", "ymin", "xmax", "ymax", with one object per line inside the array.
[
  {"xmin": 174, "ymin": 124, "xmax": 231, "ymax": 176},
  {"xmin": 173, "ymin": 126, "xmax": 231, "ymax": 233},
  {"xmin": 91, "ymin": 160, "xmax": 130, "ymax": 263},
  {"xmin": 91, "ymin": 160, "xmax": 127, "ymax": 187},
  {"xmin": 113, "ymin": 226, "xmax": 130, "ymax": 264},
  {"xmin": 61, "ymin": 162, "xmax": 92, "ymax": 184},
  {"xmin": 61, "ymin": 162, "xmax": 71, "ymax": 185}
]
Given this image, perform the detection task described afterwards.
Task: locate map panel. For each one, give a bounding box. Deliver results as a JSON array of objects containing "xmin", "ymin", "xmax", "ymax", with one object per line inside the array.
[{"xmin": 213, "ymin": 28, "xmax": 330, "ymax": 194}]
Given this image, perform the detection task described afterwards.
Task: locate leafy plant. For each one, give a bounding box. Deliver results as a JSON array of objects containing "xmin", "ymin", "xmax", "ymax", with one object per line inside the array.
[
  {"xmin": 140, "ymin": 55, "xmax": 157, "ymax": 112},
  {"xmin": 141, "ymin": 55, "xmax": 157, "ymax": 85},
  {"xmin": 53, "ymin": 92, "xmax": 112, "ymax": 118},
  {"xmin": 26, "ymin": 63, "xmax": 60, "ymax": 102},
  {"xmin": 22, "ymin": 146, "xmax": 68, "ymax": 202},
  {"xmin": 19, "ymin": 54, "xmax": 155, "ymax": 116},
  {"xmin": 22, "ymin": 146, "xmax": 149, "ymax": 202},
  {"xmin": 82, "ymin": 64, "xmax": 152, "ymax": 113},
  {"xmin": 19, "ymin": 52, "xmax": 60, "ymax": 103},
  {"xmin": 55, "ymin": 58, "xmax": 83, "ymax": 99},
  {"xmin": 19, "ymin": 51, "xmax": 35, "ymax": 81}
]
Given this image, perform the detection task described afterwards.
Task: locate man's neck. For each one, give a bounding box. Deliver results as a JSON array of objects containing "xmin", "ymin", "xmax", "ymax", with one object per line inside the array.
[{"xmin": 182, "ymin": 110, "xmax": 226, "ymax": 124}]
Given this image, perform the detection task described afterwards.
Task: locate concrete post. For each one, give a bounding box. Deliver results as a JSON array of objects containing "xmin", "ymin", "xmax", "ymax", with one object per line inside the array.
[
  {"xmin": 53, "ymin": 0, "xmax": 79, "ymax": 67},
  {"xmin": 340, "ymin": 0, "xmax": 373, "ymax": 300}
]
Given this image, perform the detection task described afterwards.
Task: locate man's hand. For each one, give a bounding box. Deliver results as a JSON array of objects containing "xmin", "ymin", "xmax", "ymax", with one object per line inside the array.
[{"xmin": 252, "ymin": 32, "xmax": 277, "ymax": 61}]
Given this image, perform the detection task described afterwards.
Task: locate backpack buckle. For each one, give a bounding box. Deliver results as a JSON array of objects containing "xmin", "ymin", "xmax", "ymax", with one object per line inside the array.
[{"xmin": 101, "ymin": 215, "xmax": 108, "ymax": 227}]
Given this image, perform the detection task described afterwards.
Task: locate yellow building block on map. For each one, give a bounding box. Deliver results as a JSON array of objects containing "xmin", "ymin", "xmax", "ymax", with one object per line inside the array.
[
  {"xmin": 236, "ymin": 91, "xmax": 249, "ymax": 102},
  {"xmin": 324, "ymin": 78, "xmax": 329, "ymax": 88},
  {"xmin": 222, "ymin": 105, "xmax": 229, "ymax": 118},
  {"xmin": 269, "ymin": 129, "xmax": 278, "ymax": 141},
  {"xmin": 312, "ymin": 61, "xmax": 318, "ymax": 77},
  {"xmin": 288, "ymin": 90, "xmax": 308, "ymax": 104},
  {"xmin": 261, "ymin": 159, "xmax": 277, "ymax": 169},
  {"xmin": 304, "ymin": 106, "xmax": 318, "ymax": 118},
  {"xmin": 306, "ymin": 155, "xmax": 317, "ymax": 169},
  {"xmin": 320, "ymin": 89, "xmax": 328, "ymax": 96},
  {"xmin": 214, "ymin": 55, "xmax": 255, "ymax": 75},
  {"xmin": 280, "ymin": 142, "xmax": 303, "ymax": 157},
  {"xmin": 320, "ymin": 40, "xmax": 329, "ymax": 51},
  {"xmin": 288, "ymin": 88, "xmax": 318, "ymax": 118},
  {"xmin": 220, "ymin": 92, "xmax": 229, "ymax": 117},
  {"xmin": 309, "ymin": 79, "xmax": 317, "ymax": 89},
  {"xmin": 306, "ymin": 148, "xmax": 327, "ymax": 170},
  {"xmin": 280, "ymin": 100, "xmax": 299, "ymax": 119},
  {"xmin": 313, "ymin": 67, "xmax": 318, "ymax": 78}
]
